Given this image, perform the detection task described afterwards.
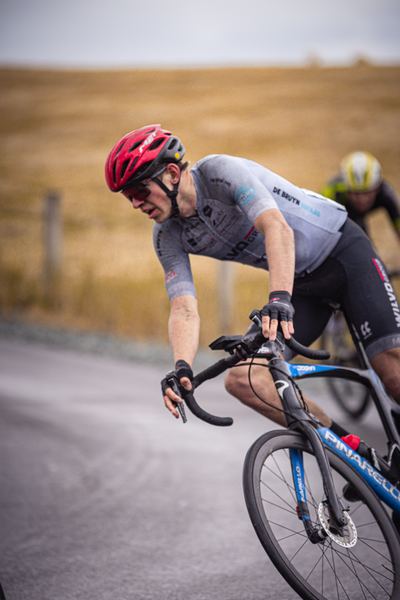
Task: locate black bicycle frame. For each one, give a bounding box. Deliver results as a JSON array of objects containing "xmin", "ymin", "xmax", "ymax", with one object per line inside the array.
[
  {"xmin": 293, "ymin": 364, "xmax": 400, "ymax": 442},
  {"xmin": 260, "ymin": 342, "xmax": 349, "ymax": 533}
]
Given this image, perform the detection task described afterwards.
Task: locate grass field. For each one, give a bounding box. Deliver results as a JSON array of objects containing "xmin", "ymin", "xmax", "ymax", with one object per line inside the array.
[{"xmin": 1, "ymin": 63, "xmax": 400, "ymax": 347}]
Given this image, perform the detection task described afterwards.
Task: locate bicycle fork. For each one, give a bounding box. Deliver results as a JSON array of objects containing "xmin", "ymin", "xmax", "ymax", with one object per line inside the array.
[
  {"xmin": 290, "ymin": 447, "xmax": 327, "ymax": 544},
  {"xmin": 289, "ymin": 423, "xmax": 350, "ymax": 544},
  {"xmin": 268, "ymin": 357, "xmax": 349, "ymax": 543}
]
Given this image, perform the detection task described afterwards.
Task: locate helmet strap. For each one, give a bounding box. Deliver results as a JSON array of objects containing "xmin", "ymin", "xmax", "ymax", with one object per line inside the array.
[{"xmin": 153, "ymin": 174, "xmax": 181, "ymax": 218}]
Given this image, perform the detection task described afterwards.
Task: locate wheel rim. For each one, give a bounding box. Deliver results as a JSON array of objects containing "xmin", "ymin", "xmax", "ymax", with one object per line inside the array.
[
  {"xmin": 327, "ymin": 378, "xmax": 370, "ymax": 419},
  {"xmin": 247, "ymin": 432, "xmax": 399, "ymax": 599}
]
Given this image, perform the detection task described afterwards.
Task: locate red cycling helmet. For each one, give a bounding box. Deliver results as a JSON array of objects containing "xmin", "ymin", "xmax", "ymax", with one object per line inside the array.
[{"xmin": 105, "ymin": 124, "xmax": 185, "ymax": 192}]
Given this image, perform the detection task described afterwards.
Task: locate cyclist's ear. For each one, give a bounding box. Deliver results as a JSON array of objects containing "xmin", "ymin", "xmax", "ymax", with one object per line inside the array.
[{"xmin": 165, "ymin": 163, "xmax": 180, "ymax": 184}]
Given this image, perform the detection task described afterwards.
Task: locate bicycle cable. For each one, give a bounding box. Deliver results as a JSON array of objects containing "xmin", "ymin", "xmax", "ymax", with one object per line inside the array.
[{"xmin": 231, "ymin": 357, "xmax": 311, "ymax": 424}]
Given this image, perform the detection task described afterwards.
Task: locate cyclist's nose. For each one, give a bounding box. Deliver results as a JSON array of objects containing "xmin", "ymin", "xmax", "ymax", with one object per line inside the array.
[{"xmin": 131, "ymin": 197, "xmax": 144, "ymax": 209}]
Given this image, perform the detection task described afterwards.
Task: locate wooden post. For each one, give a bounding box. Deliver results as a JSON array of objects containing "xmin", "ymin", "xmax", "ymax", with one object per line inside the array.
[
  {"xmin": 43, "ymin": 192, "xmax": 62, "ymax": 302},
  {"xmin": 218, "ymin": 262, "xmax": 235, "ymax": 334}
]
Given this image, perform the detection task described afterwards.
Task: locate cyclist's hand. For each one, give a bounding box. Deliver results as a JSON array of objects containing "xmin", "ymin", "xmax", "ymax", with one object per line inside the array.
[
  {"xmin": 261, "ymin": 291, "xmax": 295, "ymax": 341},
  {"xmin": 161, "ymin": 360, "xmax": 193, "ymax": 419}
]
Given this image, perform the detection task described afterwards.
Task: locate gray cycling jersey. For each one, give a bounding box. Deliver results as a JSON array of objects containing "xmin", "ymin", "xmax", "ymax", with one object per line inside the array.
[{"xmin": 153, "ymin": 154, "xmax": 347, "ymax": 301}]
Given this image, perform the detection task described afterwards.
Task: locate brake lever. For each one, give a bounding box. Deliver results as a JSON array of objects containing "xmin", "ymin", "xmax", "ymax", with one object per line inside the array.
[
  {"xmin": 166, "ymin": 371, "xmax": 188, "ymax": 423},
  {"xmin": 248, "ymin": 309, "xmax": 286, "ymax": 354},
  {"xmin": 249, "ymin": 309, "xmax": 262, "ymax": 328}
]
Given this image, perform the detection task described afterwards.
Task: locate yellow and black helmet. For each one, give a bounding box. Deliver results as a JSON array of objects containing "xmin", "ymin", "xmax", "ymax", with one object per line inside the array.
[{"xmin": 340, "ymin": 151, "xmax": 382, "ymax": 192}]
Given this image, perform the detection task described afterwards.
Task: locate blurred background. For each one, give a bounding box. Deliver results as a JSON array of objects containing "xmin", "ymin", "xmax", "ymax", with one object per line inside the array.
[{"xmin": 1, "ymin": 0, "xmax": 400, "ymax": 347}]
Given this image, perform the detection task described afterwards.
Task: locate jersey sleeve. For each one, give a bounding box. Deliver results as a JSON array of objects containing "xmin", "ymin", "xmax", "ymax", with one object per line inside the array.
[
  {"xmin": 152, "ymin": 222, "xmax": 197, "ymax": 301},
  {"xmin": 197, "ymin": 155, "xmax": 279, "ymax": 223}
]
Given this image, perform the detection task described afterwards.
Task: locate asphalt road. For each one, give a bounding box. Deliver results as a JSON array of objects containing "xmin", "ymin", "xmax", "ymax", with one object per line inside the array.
[{"xmin": 0, "ymin": 337, "xmax": 386, "ymax": 600}]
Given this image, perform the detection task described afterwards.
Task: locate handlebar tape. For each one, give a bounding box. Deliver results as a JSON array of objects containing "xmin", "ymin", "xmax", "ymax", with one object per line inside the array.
[
  {"xmin": 181, "ymin": 354, "xmax": 241, "ymax": 426},
  {"xmin": 192, "ymin": 354, "xmax": 242, "ymax": 388},
  {"xmin": 182, "ymin": 389, "xmax": 234, "ymax": 427},
  {"xmin": 286, "ymin": 336, "xmax": 330, "ymax": 360},
  {"xmin": 180, "ymin": 337, "xmax": 328, "ymax": 426}
]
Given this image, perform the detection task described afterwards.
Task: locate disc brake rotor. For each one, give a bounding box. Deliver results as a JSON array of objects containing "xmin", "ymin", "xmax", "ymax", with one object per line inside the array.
[{"xmin": 318, "ymin": 502, "xmax": 357, "ymax": 548}]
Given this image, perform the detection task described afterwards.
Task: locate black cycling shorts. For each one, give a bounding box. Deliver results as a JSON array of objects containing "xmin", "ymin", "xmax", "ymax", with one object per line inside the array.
[{"xmin": 287, "ymin": 218, "xmax": 400, "ymax": 361}]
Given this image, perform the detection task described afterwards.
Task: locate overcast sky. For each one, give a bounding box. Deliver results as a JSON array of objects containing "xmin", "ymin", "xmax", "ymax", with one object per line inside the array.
[{"xmin": 0, "ymin": 0, "xmax": 399, "ymax": 68}]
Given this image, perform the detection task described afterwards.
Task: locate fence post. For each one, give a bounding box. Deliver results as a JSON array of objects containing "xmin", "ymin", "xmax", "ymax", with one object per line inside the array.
[
  {"xmin": 218, "ymin": 262, "xmax": 235, "ymax": 334},
  {"xmin": 43, "ymin": 192, "xmax": 62, "ymax": 302}
]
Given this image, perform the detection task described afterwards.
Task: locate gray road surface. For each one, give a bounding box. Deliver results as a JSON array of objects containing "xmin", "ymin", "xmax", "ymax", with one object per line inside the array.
[{"xmin": 0, "ymin": 337, "xmax": 386, "ymax": 600}]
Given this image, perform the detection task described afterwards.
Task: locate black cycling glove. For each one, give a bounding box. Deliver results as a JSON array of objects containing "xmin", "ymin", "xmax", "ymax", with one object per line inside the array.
[
  {"xmin": 175, "ymin": 360, "xmax": 194, "ymax": 382},
  {"xmin": 261, "ymin": 291, "xmax": 295, "ymax": 323},
  {"xmin": 161, "ymin": 359, "xmax": 193, "ymax": 397}
]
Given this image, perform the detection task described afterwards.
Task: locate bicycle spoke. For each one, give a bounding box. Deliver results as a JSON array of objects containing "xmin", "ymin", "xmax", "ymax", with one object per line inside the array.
[
  {"xmin": 329, "ymin": 546, "xmax": 381, "ymax": 599},
  {"xmin": 262, "ymin": 453, "xmax": 297, "ymax": 504},
  {"xmin": 244, "ymin": 431, "xmax": 399, "ymax": 599}
]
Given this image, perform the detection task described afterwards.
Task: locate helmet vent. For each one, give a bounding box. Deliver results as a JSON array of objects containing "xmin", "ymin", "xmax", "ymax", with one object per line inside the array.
[
  {"xmin": 129, "ymin": 140, "xmax": 144, "ymax": 152},
  {"xmin": 129, "ymin": 157, "xmax": 139, "ymax": 172},
  {"xmin": 135, "ymin": 160, "xmax": 153, "ymax": 179},
  {"xmin": 120, "ymin": 159, "xmax": 130, "ymax": 179},
  {"xmin": 115, "ymin": 142, "xmax": 125, "ymax": 156},
  {"xmin": 149, "ymin": 139, "xmax": 164, "ymax": 151}
]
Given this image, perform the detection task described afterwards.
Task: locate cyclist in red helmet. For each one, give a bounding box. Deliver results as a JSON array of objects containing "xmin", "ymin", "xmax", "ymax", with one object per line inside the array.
[
  {"xmin": 105, "ymin": 124, "xmax": 187, "ymax": 219},
  {"xmin": 105, "ymin": 126, "xmax": 400, "ymax": 437}
]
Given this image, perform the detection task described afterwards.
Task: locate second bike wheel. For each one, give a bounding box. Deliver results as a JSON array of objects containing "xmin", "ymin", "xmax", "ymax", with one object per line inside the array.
[
  {"xmin": 320, "ymin": 330, "xmax": 370, "ymax": 419},
  {"xmin": 243, "ymin": 430, "xmax": 400, "ymax": 600},
  {"xmin": 326, "ymin": 377, "xmax": 370, "ymax": 419}
]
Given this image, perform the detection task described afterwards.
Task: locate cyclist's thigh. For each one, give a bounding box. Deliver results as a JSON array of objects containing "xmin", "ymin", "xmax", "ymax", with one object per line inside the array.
[
  {"xmin": 291, "ymin": 294, "xmax": 332, "ymax": 345},
  {"xmin": 282, "ymin": 294, "xmax": 332, "ymax": 360},
  {"xmin": 332, "ymin": 221, "xmax": 400, "ymax": 361}
]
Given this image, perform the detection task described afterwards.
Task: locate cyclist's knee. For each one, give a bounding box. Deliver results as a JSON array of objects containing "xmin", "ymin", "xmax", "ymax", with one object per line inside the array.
[
  {"xmin": 224, "ymin": 361, "xmax": 274, "ymax": 401},
  {"xmin": 224, "ymin": 361, "xmax": 287, "ymax": 426},
  {"xmin": 224, "ymin": 364, "xmax": 248, "ymax": 398},
  {"xmin": 384, "ymin": 373, "xmax": 400, "ymax": 403},
  {"xmin": 370, "ymin": 347, "xmax": 400, "ymax": 403}
]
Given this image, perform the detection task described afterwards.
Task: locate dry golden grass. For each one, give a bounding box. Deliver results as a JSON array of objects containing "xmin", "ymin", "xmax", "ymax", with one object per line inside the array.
[{"xmin": 1, "ymin": 63, "xmax": 400, "ymax": 346}]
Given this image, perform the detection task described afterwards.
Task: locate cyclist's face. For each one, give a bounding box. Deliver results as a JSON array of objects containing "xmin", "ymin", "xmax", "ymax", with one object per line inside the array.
[
  {"xmin": 122, "ymin": 180, "xmax": 172, "ymax": 223},
  {"xmin": 347, "ymin": 189, "xmax": 378, "ymax": 213}
]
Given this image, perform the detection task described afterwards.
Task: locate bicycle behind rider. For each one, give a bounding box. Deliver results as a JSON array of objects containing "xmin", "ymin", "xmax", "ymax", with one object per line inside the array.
[
  {"xmin": 320, "ymin": 151, "xmax": 400, "ymax": 362},
  {"xmin": 105, "ymin": 125, "xmax": 400, "ymax": 441}
]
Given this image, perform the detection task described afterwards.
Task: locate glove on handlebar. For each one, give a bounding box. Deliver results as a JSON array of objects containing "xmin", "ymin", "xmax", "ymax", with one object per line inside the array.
[
  {"xmin": 261, "ymin": 290, "xmax": 295, "ymax": 323},
  {"xmin": 161, "ymin": 360, "xmax": 193, "ymax": 398}
]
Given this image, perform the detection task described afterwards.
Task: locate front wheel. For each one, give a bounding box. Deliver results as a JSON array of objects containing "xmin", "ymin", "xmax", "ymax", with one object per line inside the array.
[{"xmin": 243, "ymin": 430, "xmax": 400, "ymax": 600}]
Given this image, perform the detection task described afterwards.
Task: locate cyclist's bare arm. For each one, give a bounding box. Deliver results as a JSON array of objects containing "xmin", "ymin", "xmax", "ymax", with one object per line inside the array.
[
  {"xmin": 254, "ymin": 209, "xmax": 295, "ymax": 340},
  {"xmin": 165, "ymin": 294, "xmax": 200, "ymax": 418}
]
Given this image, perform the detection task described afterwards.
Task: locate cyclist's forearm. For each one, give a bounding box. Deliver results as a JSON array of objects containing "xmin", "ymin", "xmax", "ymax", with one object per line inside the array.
[
  {"xmin": 267, "ymin": 241, "xmax": 295, "ymax": 295},
  {"xmin": 168, "ymin": 295, "xmax": 200, "ymax": 366},
  {"xmin": 255, "ymin": 209, "xmax": 295, "ymax": 294}
]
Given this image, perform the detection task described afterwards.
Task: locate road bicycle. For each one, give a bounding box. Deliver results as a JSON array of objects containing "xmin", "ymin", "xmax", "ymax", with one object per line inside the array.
[
  {"xmin": 167, "ymin": 310, "xmax": 400, "ymax": 600},
  {"xmin": 320, "ymin": 268, "xmax": 400, "ymax": 419}
]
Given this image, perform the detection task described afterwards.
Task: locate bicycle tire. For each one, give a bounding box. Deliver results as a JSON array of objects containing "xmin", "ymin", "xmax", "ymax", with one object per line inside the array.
[
  {"xmin": 326, "ymin": 377, "xmax": 370, "ymax": 419},
  {"xmin": 320, "ymin": 330, "xmax": 370, "ymax": 419},
  {"xmin": 243, "ymin": 430, "xmax": 400, "ymax": 600}
]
